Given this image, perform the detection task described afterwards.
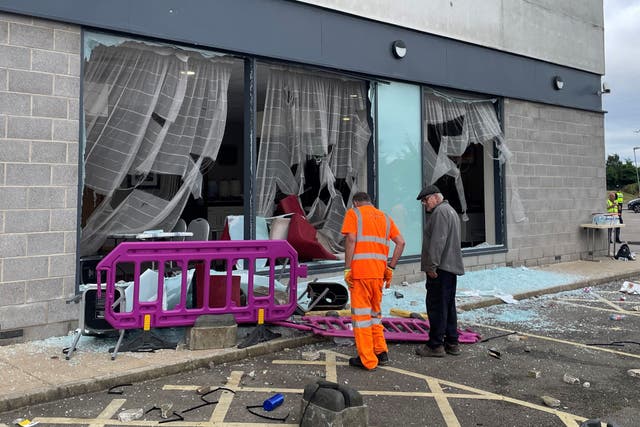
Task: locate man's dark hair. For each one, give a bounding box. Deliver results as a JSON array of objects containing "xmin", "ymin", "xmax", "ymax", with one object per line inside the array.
[{"xmin": 352, "ymin": 192, "xmax": 371, "ymax": 203}]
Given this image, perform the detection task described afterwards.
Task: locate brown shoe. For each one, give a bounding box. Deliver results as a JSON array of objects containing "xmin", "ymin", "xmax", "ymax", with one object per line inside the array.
[
  {"xmin": 445, "ymin": 343, "xmax": 461, "ymax": 356},
  {"xmin": 415, "ymin": 345, "xmax": 445, "ymax": 357}
]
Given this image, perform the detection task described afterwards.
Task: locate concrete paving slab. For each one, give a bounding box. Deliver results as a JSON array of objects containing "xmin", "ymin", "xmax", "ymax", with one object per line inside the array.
[{"xmin": 0, "ymin": 359, "xmax": 49, "ymax": 397}]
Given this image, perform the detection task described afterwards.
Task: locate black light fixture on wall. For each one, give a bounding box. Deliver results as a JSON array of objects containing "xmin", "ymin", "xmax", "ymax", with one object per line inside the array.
[{"xmin": 391, "ymin": 40, "xmax": 407, "ymax": 59}]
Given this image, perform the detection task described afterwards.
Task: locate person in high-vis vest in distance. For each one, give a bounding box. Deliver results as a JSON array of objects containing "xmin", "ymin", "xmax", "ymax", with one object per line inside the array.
[
  {"xmin": 616, "ymin": 189, "xmax": 624, "ymax": 226},
  {"xmin": 607, "ymin": 191, "xmax": 622, "ymax": 244},
  {"xmin": 341, "ymin": 192, "xmax": 405, "ymax": 370}
]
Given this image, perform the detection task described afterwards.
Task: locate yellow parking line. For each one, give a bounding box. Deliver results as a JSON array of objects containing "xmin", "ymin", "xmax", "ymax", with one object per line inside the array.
[
  {"xmin": 472, "ymin": 323, "xmax": 640, "ymax": 359},
  {"xmin": 426, "ymin": 378, "xmax": 461, "ymax": 427},
  {"xmin": 209, "ymin": 370, "xmax": 242, "ymax": 423},
  {"xmin": 89, "ymin": 398, "xmax": 125, "ymax": 427},
  {"xmin": 320, "ymin": 349, "xmax": 339, "ymax": 383},
  {"xmin": 591, "ymin": 292, "xmax": 625, "ymax": 311},
  {"xmin": 557, "ymin": 300, "xmax": 638, "ymax": 316},
  {"xmin": 377, "ymin": 363, "xmax": 591, "ymax": 424},
  {"xmin": 34, "ymin": 419, "xmax": 206, "ymax": 426}
]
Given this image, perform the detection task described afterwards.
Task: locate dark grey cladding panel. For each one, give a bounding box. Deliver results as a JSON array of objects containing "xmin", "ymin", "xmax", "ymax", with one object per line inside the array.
[{"xmin": 0, "ymin": 0, "xmax": 602, "ymax": 111}]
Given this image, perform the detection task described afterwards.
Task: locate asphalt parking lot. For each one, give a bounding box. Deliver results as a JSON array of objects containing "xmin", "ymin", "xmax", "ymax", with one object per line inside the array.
[{"xmin": 2, "ymin": 280, "xmax": 640, "ymax": 427}]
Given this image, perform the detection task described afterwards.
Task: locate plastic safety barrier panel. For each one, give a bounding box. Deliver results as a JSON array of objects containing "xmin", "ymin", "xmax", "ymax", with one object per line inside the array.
[
  {"xmin": 274, "ymin": 316, "xmax": 481, "ymax": 343},
  {"xmin": 96, "ymin": 240, "xmax": 307, "ymax": 330}
]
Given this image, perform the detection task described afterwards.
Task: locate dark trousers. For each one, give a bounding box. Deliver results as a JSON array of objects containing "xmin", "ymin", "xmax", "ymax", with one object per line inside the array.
[
  {"xmin": 608, "ymin": 227, "xmax": 621, "ymax": 242},
  {"xmin": 425, "ymin": 269, "xmax": 458, "ymax": 348}
]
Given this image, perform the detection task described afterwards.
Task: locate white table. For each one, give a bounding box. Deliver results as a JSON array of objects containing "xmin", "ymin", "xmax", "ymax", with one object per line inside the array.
[
  {"xmin": 110, "ymin": 231, "xmax": 193, "ymax": 241},
  {"xmin": 135, "ymin": 231, "xmax": 193, "ymax": 240},
  {"xmin": 580, "ymin": 223, "xmax": 625, "ymax": 261}
]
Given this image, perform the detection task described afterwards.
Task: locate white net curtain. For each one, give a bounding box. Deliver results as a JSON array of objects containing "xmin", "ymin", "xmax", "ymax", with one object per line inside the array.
[
  {"xmin": 423, "ymin": 87, "xmax": 525, "ymax": 223},
  {"xmin": 256, "ymin": 66, "xmax": 372, "ymax": 247},
  {"xmin": 80, "ymin": 41, "xmax": 232, "ymax": 256}
]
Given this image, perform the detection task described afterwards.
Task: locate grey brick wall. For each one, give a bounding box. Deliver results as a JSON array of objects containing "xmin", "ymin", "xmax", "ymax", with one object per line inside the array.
[
  {"xmin": 0, "ymin": 12, "xmax": 80, "ymax": 342},
  {"xmin": 502, "ymin": 99, "xmax": 606, "ymax": 267}
]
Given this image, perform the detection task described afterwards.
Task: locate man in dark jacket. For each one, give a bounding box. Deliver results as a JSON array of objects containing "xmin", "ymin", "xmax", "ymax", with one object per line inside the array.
[{"xmin": 415, "ymin": 185, "xmax": 465, "ymax": 357}]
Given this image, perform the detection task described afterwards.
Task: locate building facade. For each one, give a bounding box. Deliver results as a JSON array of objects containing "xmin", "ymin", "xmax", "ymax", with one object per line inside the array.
[{"xmin": 0, "ymin": 0, "xmax": 605, "ymax": 342}]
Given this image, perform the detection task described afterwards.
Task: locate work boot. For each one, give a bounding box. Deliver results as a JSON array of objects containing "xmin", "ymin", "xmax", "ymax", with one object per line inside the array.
[
  {"xmin": 349, "ymin": 356, "xmax": 375, "ymax": 370},
  {"xmin": 376, "ymin": 351, "xmax": 389, "ymax": 365},
  {"xmin": 444, "ymin": 343, "xmax": 461, "ymax": 356},
  {"xmin": 415, "ymin": 345, "xmax": 445, "ymax": 357}
]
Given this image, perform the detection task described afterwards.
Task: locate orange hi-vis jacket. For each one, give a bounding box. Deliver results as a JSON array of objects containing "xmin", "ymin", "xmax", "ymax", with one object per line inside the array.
[{"xmin": 342, "ymin": 205, "xmax": 400, "ymax": 279}]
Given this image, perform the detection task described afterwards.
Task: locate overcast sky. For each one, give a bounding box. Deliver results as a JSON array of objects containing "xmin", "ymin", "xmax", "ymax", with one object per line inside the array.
[{"xmin": 603, "ymin": 0, "xmax": 640, "ymax": 163}]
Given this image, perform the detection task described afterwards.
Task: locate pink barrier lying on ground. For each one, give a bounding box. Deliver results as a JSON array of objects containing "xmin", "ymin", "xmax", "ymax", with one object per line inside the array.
[
  {"xmin": 96, "ymin": 240, "xmax": 307, "ymax": 330},
  {"xmin": 274, "ymin": 316, "xmax": 481, "ymax": 343}
]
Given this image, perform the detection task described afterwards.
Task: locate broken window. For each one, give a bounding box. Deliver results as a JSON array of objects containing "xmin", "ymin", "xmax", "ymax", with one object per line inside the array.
[
  {"xmin": 80, "ymin": 33, "xmax": 237, "ymax": 255},
  {"xmin": 422, "ymin": 87, "xmax": 518, "ymax": 249},
  {"xmin": 255, "ymin": 65, "xmax": 372, "ymax": 258}
]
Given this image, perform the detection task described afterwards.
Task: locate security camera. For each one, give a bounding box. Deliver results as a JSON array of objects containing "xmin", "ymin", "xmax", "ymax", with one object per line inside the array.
[
  {"xmin": 602, "ymin": 82, "xmax": 610, "ymax": 93},
  {"xmin": 597, "ymin": 81, "xmax": 611, "ymax": 95}
]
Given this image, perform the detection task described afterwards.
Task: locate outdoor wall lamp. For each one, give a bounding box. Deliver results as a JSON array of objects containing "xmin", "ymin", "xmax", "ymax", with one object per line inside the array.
[
  {"xmin": 392, "ymin": 40, "xmax": 407, "ymax": 59},
  {"xmin": 553, "ymin": 76, "xmax": 564, "ymax": 90},
  {"xmin": 596, "ymin": 81, "xmax": 611, "ymax": 95}
]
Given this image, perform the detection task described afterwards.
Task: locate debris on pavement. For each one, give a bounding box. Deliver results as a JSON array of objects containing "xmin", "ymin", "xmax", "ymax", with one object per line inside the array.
[
  {"xmin": 301, "ymin": 351, "xmax": 321, "ymax": 361},
  {"xmin": 144, "ymin": 403, "xmax": 174, "ymax": 419},
  {"xmin": 197, "ymin": 385, "xmax": 213, "ymax": 394},
  {"xmin": 627, "ymin": 369, "xmax": 640, "ymax": 378},
  {"xmin": 619, "ymin": 281, "xmax": 640, "ymax": 294},
  {"xmin": 541, "ymin": 395, "xmax": 561, "ymax": 408},
  {"xmin": 582, "ymin": 382, "xmax": 590, "ymax": 388},
  {"xmin": 488, "ymin": 348, "xmax": 501, "ymax": 359},
  {"xmin": 117, "ymin": 408, "xmax": 144, "ymax": 422},
  {"xmin": 562, "ymin": 373, "xmax": 581, "ymax": 385},
  {"xmin": 496, "ymin": 293, "xmax": 519, "ymax": 304},
  {"xmin": 333, "ymin": 337, "xmax": 354, "ymax": 346},
  {"xmin": 527, "ymin": 369, "xmax": 541, "ymax": 378},
  {"xmin": 12, "ymin": 419, "xmax": 38, "ymax": 427},
  {"xmin": 107, "ymin": 383, "xmax": 132, "ymax": 395}
]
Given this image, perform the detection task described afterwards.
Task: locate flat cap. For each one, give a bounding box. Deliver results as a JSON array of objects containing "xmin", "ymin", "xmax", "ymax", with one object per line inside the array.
[{"xmin": 416, "ymin": 184, "xmax": 441, "ymax": 200}]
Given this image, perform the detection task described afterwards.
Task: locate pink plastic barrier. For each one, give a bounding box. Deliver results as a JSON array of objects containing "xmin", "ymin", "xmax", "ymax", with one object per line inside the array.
[
  {"xmin": 96, "ymin": 240, "xmax": 307, "ymax": 330},
  {"xmin": 275, "ymin": 316, "xmax": 481, "ymax": 343}
]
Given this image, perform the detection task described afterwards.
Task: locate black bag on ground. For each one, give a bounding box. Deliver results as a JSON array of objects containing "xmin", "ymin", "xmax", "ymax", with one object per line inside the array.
[{"xmin": 615, "ymin": 243, "xmax": 634, "ymax": 260}]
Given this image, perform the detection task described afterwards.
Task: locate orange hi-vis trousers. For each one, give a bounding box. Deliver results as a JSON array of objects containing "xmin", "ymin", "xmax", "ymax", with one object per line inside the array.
[{"xmin": 350, "ymin": 278, "xmax": 387, "ymax": 369}]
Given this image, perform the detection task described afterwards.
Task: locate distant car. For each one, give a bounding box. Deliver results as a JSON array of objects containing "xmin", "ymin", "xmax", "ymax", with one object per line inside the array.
[{"xmin": 628, "ymin": 198, "xmax": 640, "ymax": 213}]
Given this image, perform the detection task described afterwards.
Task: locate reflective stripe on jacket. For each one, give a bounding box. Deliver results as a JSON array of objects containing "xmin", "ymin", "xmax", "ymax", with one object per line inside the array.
[{"xmin": 351, "ymin": 206, "xmax": 391, "ymax": 278}]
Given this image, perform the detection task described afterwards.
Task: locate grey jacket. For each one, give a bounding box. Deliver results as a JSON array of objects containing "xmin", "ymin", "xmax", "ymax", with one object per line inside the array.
[{"xmin": 420, "ymin": 200, "xmax": 465, "ymax": 276}]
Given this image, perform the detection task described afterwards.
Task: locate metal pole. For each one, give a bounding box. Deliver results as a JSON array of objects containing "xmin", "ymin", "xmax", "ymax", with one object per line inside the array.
[{"xmin": 634, "ymin": 147, "xmax": 640, "ymax": 196}]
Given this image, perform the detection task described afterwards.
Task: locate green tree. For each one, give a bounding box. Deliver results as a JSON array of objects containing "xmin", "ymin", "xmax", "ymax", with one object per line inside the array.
[{"xmin": 606, "ymin": 154, "xmax": 637, "ymax": 189}]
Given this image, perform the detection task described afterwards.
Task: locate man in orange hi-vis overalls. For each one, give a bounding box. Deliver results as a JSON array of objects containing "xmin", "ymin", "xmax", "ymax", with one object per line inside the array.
[{"xmin": 341, "ymin": 192, "xmax": 406, "ymax": 370}]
